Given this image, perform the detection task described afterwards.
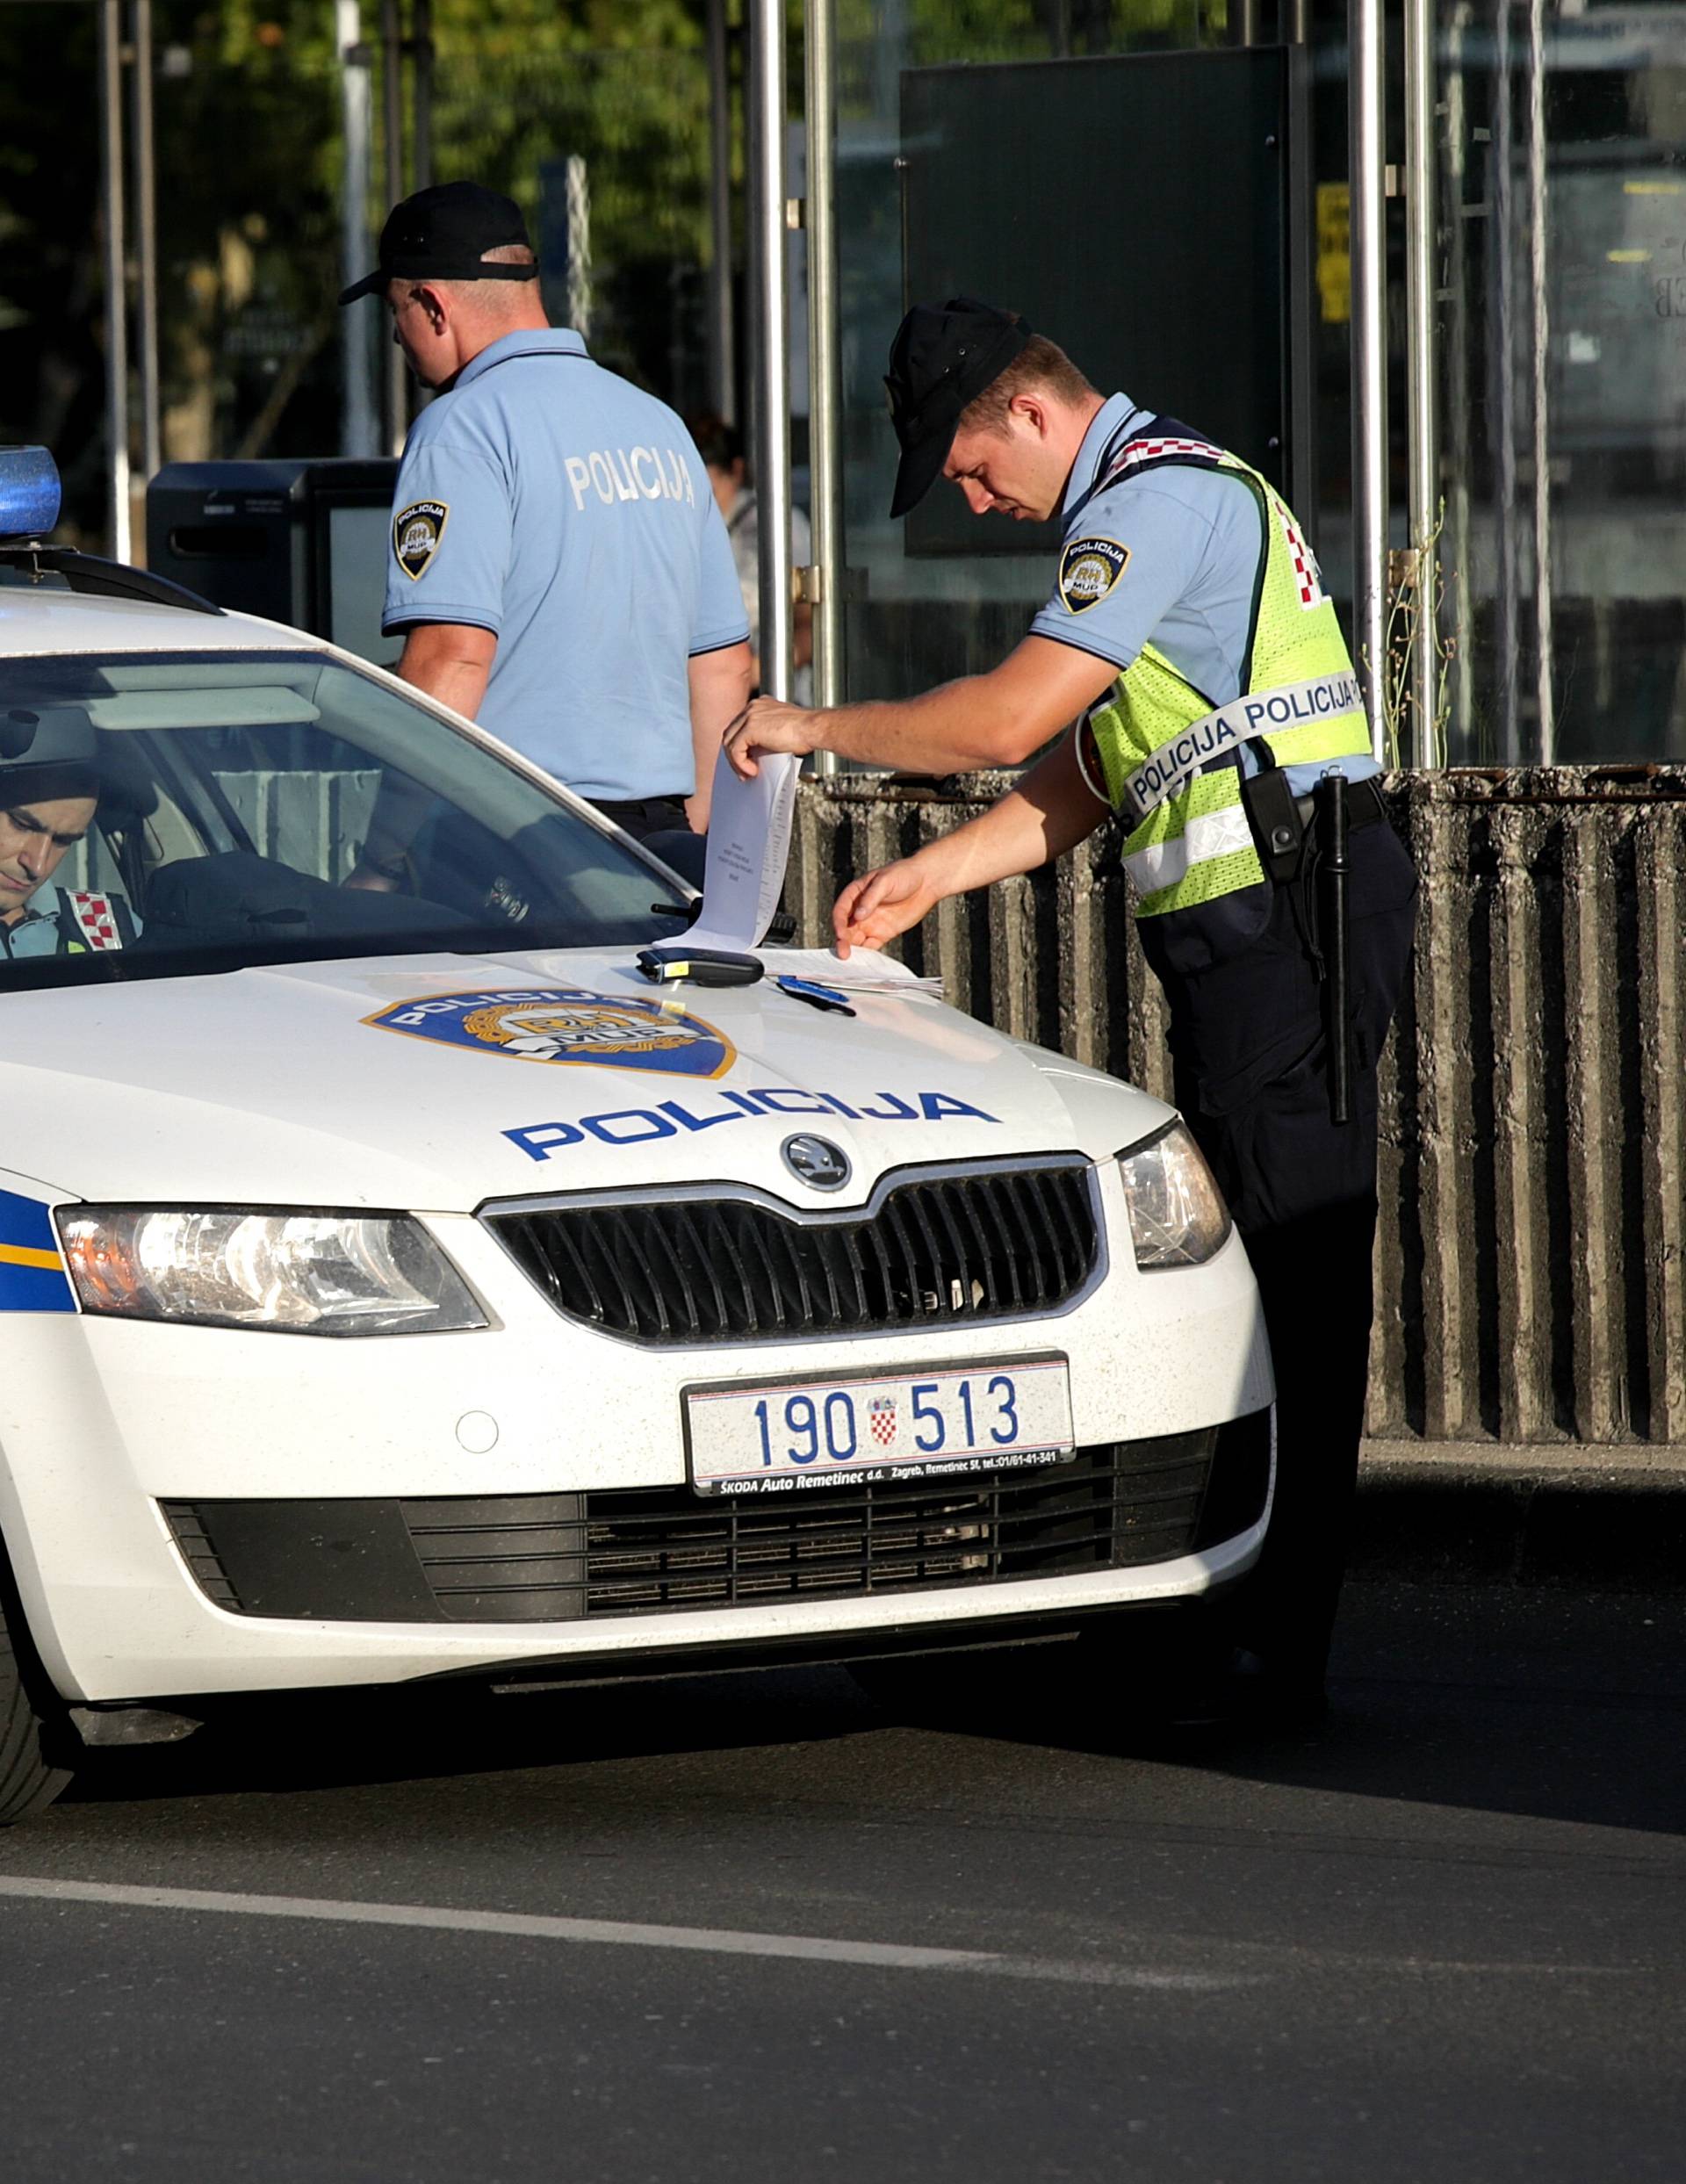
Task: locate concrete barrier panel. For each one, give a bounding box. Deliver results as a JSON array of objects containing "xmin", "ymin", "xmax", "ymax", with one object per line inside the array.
[{"xmin": 793, "ymin": 768, "xmax": 1686, "ymax": 1449}]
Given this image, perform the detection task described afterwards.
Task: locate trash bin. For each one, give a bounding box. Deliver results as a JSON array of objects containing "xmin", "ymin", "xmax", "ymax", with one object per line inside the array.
[{"xmin": 145, "ymin": 458, "xmax": 400, "ymax": 667}]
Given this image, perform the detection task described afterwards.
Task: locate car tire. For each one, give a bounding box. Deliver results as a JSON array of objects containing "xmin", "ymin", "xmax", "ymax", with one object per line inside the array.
[{"xmin": 0, "ymin": 1556, "xmax": 73, "ymax": 1826}]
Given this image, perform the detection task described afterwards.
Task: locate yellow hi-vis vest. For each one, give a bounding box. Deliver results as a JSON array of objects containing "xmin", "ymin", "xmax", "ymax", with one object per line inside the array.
[{"xmin": 1083, "ymin": 434, "xmax": 1371, "ymax": 921}]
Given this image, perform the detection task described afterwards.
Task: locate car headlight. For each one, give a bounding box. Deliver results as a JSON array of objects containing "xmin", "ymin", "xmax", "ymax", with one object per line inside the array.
[
  {"xmin": 1115, "ymin": 1121, "xmax": 1232, "ymax": 1271},
  {"xmin": 55, "ymin": 1208, "xmax": 486, "ymax": 1336}
]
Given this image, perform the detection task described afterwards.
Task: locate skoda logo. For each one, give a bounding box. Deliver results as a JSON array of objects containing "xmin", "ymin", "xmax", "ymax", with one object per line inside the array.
[{"xmin": 781, "ymin": 1133, "xmax": 852, "ymax": 1192}]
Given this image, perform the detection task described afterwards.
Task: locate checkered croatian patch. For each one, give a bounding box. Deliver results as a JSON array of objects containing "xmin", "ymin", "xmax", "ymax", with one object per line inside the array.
[
  {"xmin": 393, "ymin": 500, "xmax": 449, "ymax": 580},
  {"xmin": 65, "ymin": 891, "xmax": 123, "ymax": 950},
  {"xmin": 1099, "ymin": 435, "xmax": 1226, "ymax": 490},
  {"xmin": 1276, "ymin": 501, "xmax": 1326, "ymax": 609}
]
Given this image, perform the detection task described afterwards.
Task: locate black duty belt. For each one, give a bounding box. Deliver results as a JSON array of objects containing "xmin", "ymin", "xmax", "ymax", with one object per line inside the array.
[
  {"xmin": 1293, "ymin": 775, "xmax": 1386, "ymax": 837},
  {"xmin": 1243, "ymin": 768, "xmax": 1387, "ymax": 888}
]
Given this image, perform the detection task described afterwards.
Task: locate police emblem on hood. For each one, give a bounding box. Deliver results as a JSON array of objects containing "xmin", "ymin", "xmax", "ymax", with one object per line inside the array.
[
  {"xmin": 1057, "ymin": 536, "xmax": 1129, "ymax": 614},
  {"xmin": 364, "ymin": 987, "xmax": 735, "ymax": 1078},
  {"xmin": 393, "ymin": 499, "xmax": 450, "ymax": 580}
]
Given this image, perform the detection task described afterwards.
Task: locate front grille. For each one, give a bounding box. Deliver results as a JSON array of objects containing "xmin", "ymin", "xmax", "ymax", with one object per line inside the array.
[
  {"xmin": 573, "ymin": 1437, "xmax": 1208, "ymax": 1615},
  {"xmin": 161, "ymin": 1415, "xmax": 1272, "ymax": 1626},
  {"xmin": 482, "ymin": 1161, "xmax": 1100, "ymax": 1344}
]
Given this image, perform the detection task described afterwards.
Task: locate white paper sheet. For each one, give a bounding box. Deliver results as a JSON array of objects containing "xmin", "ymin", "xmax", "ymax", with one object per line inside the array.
[
  {"xmin": 659, "ymin": 748, "xmax": 943, "ymax": 994},
  {"xmin": 764, "ymin": 947, "xmax": 943, "ymax": 995},
  {"xmin": 681, "ymin": 746, "xmax": 801, "ymax": 953}
]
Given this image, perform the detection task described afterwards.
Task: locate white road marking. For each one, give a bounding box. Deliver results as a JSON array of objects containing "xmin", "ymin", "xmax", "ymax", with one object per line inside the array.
[{"xmin": 0, "ymin": 1873, "xmax": 1237, "ymax": 1990}]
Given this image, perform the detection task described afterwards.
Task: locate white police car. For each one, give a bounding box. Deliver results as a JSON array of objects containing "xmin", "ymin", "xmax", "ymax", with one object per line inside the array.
[{"xmin": 0, "ymin": 449, "xmax": 1271, "ymax": 1822}]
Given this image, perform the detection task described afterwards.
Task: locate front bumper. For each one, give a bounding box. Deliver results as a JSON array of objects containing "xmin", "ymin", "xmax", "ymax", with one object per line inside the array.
[{"xmin": 0, "ymin": 1175, "xmax": 1272, "ymax": 1704}]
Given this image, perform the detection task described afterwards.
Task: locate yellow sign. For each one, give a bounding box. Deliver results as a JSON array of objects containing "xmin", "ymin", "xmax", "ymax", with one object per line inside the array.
[{"xmin": 1317, "ymin": 182, "xmax": 1351, "ymax": 327}]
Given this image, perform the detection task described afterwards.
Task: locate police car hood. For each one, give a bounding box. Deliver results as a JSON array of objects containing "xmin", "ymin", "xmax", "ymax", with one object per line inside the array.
[{"xmin": 1, "ymin": 948, "xmax": 1174, "ymax": 1209}]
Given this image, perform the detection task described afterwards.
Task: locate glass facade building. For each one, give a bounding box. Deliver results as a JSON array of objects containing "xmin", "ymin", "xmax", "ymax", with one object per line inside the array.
[
  {"xmin": 811, "ymin": 0, "xmax": 1686, "ymax": 768},
  {"xmin": 14, "ymin": 0, "xmax": 1686, "ymax": 775}
]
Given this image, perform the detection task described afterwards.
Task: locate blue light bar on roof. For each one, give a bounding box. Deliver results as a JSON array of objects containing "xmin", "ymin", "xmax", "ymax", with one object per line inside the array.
[{"xmin": 0, "ymin": 447, "xmax": 62, "ymax": 542}]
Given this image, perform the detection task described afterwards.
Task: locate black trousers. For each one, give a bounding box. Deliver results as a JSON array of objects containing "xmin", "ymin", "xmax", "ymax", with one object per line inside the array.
[
  {"xmin": 593, "ymin": 796, "xmax": 691, "ymax": 840},
  {"xmin": 1149, "ymin": 819, "xmax": 1419, "ymax": 1688},
  {"xmin": 594, "ymin": 797, "xmax": 708, "ymax": 889}
]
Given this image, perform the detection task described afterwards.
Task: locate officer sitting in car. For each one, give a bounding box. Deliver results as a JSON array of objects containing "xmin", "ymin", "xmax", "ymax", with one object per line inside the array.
[{"xmin": 0, "ymin": 704, "xmax": 138, "ymax": 959}]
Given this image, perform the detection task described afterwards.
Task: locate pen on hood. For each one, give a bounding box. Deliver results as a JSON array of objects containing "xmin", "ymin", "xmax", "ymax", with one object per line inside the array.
[{"xmin": 774, "ymin": 975, "xmax": 857, "ymax": 1017}]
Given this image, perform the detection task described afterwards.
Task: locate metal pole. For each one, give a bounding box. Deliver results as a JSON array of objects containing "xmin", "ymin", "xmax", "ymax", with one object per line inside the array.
[
  {"xmin": 381, "ymin": 0, "xmax": 407, "ymax": 456},
  {"xmin": 409, "ymin": 0, "xmax": 434, "ymax": 418},
  {"xmin": 565, "ymin": 155, "xmax": 593, "ymax": 338},
  {"xmin": 130, "ymin": 0, "xmax": 161, "ymax": 488},
  {"xmin": 1493, "ymin": 2, "xmax": 1520, "ymax": 764},
  {"xmin": 1403, "ymin": 0, "xmax": 1438, "ymax": 767},
  {"xmin": 1348, "ymin": 0, "xmax": 1387, "ymax": 759},
  {"xmin": 97, "ymin": 0, "xmax": 130, "ymax": 559},
  {"xmin": 804, "ymin": 0, "xmax": 844, "ymax": 732},
  {"xmin": 748, "ymin": 0, "xmax": 794, "ymax": 701},
  {"xmin": 706, "ymin": 0, "xmax": 736, "ymax": 422},
  {"xmin": 412, "ymin": 0, "xmax": 433, "ymax": 188},
  {"xmin": 338, "ymin": 0, "xmax": 378, "ymax": 458},
  {"xmin": 870, "ymin": 0, "xmax": 906, "ymax": 169},
  {"xmin": 1285, "ymin": 44, "xmax": 1317, "ymax": 527},
  {"xmin": 1526, "ymin": 0, "xmax": 1553, "ymax": 763},
  {"xmin": 1442, "ymin": 1, "xmax": 1474, "ymax": 756}
]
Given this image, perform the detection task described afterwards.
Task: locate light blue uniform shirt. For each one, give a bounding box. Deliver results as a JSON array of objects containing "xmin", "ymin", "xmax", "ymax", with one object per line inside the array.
[
  {"xmin": 1, "ymin": 908, "xmax": 68, "ymax": 958},
  {"xmin": 383, "ymin": 329, "xmax": 749, "ymax": 802},
  {"xmin": 1030, "ymin": 393, "xmax": 1378, "ymax": 796}
]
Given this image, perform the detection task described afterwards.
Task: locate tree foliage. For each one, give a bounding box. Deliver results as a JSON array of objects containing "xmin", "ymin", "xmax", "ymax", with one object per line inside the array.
[{"xmin": 0, "ymin": 0, "xmax": 1214, "ymax": 541}]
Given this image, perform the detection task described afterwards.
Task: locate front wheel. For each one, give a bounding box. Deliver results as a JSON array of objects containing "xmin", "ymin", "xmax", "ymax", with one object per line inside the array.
[{"xmin": 0, "ymin": 1562, "xmax": 73, "ymax": 1825}]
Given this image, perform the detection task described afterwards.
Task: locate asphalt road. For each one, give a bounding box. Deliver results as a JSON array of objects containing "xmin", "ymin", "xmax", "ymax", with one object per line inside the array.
[{"xmin": 3, "ymin": 1581, "xmax": 1682, "ymax": 2184}]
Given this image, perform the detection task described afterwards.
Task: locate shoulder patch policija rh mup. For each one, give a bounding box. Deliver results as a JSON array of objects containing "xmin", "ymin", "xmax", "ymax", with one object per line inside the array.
[
  {"xmin": 393, "ymin": 499, "xmax": 450, "ymax": 580},
  {"xmin": 1057, "ymin": 536, "xmax": 1130, "ymax": 613}
]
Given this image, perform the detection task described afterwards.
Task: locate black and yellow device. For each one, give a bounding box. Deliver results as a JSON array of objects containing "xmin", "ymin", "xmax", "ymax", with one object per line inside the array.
[{"xmin": 635, "ymin": 946, "xmax": 765, "ymax": 989}]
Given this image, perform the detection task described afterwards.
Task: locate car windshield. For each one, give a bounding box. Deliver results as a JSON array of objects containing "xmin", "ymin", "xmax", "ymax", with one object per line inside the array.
[{"xmin": 0, "ymin": 649, "xmax": 692, "ymax": 989}]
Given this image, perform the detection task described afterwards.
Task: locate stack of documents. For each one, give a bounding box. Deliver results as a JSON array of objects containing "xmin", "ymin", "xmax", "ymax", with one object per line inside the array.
[
  {"xmin": 766, "ymin": 946, "xmax": 943, "ymax": 997},
  {"xmin": 678, "ymin": 746, "xmax": 942, "ymax": 996},
  {"xmin": 681, "ymin": 748, "xmax": 801, "ymax": 955}
]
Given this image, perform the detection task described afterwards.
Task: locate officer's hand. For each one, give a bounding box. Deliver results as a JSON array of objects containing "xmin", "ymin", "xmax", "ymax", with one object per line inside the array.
[
  {"xmin": 833, "ymin": 858, "xmax": 940, "ymax": 958},
  {"xmin": 724, "ymin": 696, "xmax": 818, "ymax": 781}
]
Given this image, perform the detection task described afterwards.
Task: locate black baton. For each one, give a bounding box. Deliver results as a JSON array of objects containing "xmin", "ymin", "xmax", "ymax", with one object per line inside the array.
[{"xmin": 1315, "ymin": 774, "xmax": 1352, "ymax": 1126}]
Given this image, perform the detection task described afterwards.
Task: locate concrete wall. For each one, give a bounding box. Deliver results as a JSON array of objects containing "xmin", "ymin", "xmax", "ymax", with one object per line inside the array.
[{"xmin": 791, "ymin": 768, "xmax": 1686, "ymax": 1449}]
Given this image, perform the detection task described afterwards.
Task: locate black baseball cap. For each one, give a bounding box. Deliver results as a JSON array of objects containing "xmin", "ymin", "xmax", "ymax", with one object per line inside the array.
[
  {"xmin": 0, "ymin": 704, "xmax": 98, "ymax": 804},
  {"xmin": 883, "ymin": 296, "xmax": 1034, "ymax": 518},
  {"xmin": 339, "ymin": 181, "xmax": 540, "ymax": 305}
]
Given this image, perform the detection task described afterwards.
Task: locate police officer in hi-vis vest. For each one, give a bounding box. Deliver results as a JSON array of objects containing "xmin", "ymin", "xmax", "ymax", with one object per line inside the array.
[{"xmin": 724, "ymin": 298, "xmax": 1419, "ymax": 1727}]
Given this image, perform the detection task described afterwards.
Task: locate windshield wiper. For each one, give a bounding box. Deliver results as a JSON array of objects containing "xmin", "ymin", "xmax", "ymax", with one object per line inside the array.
[{"xmin": 647, "ymin": 901, "xmax": 798, "ymax": 942}]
